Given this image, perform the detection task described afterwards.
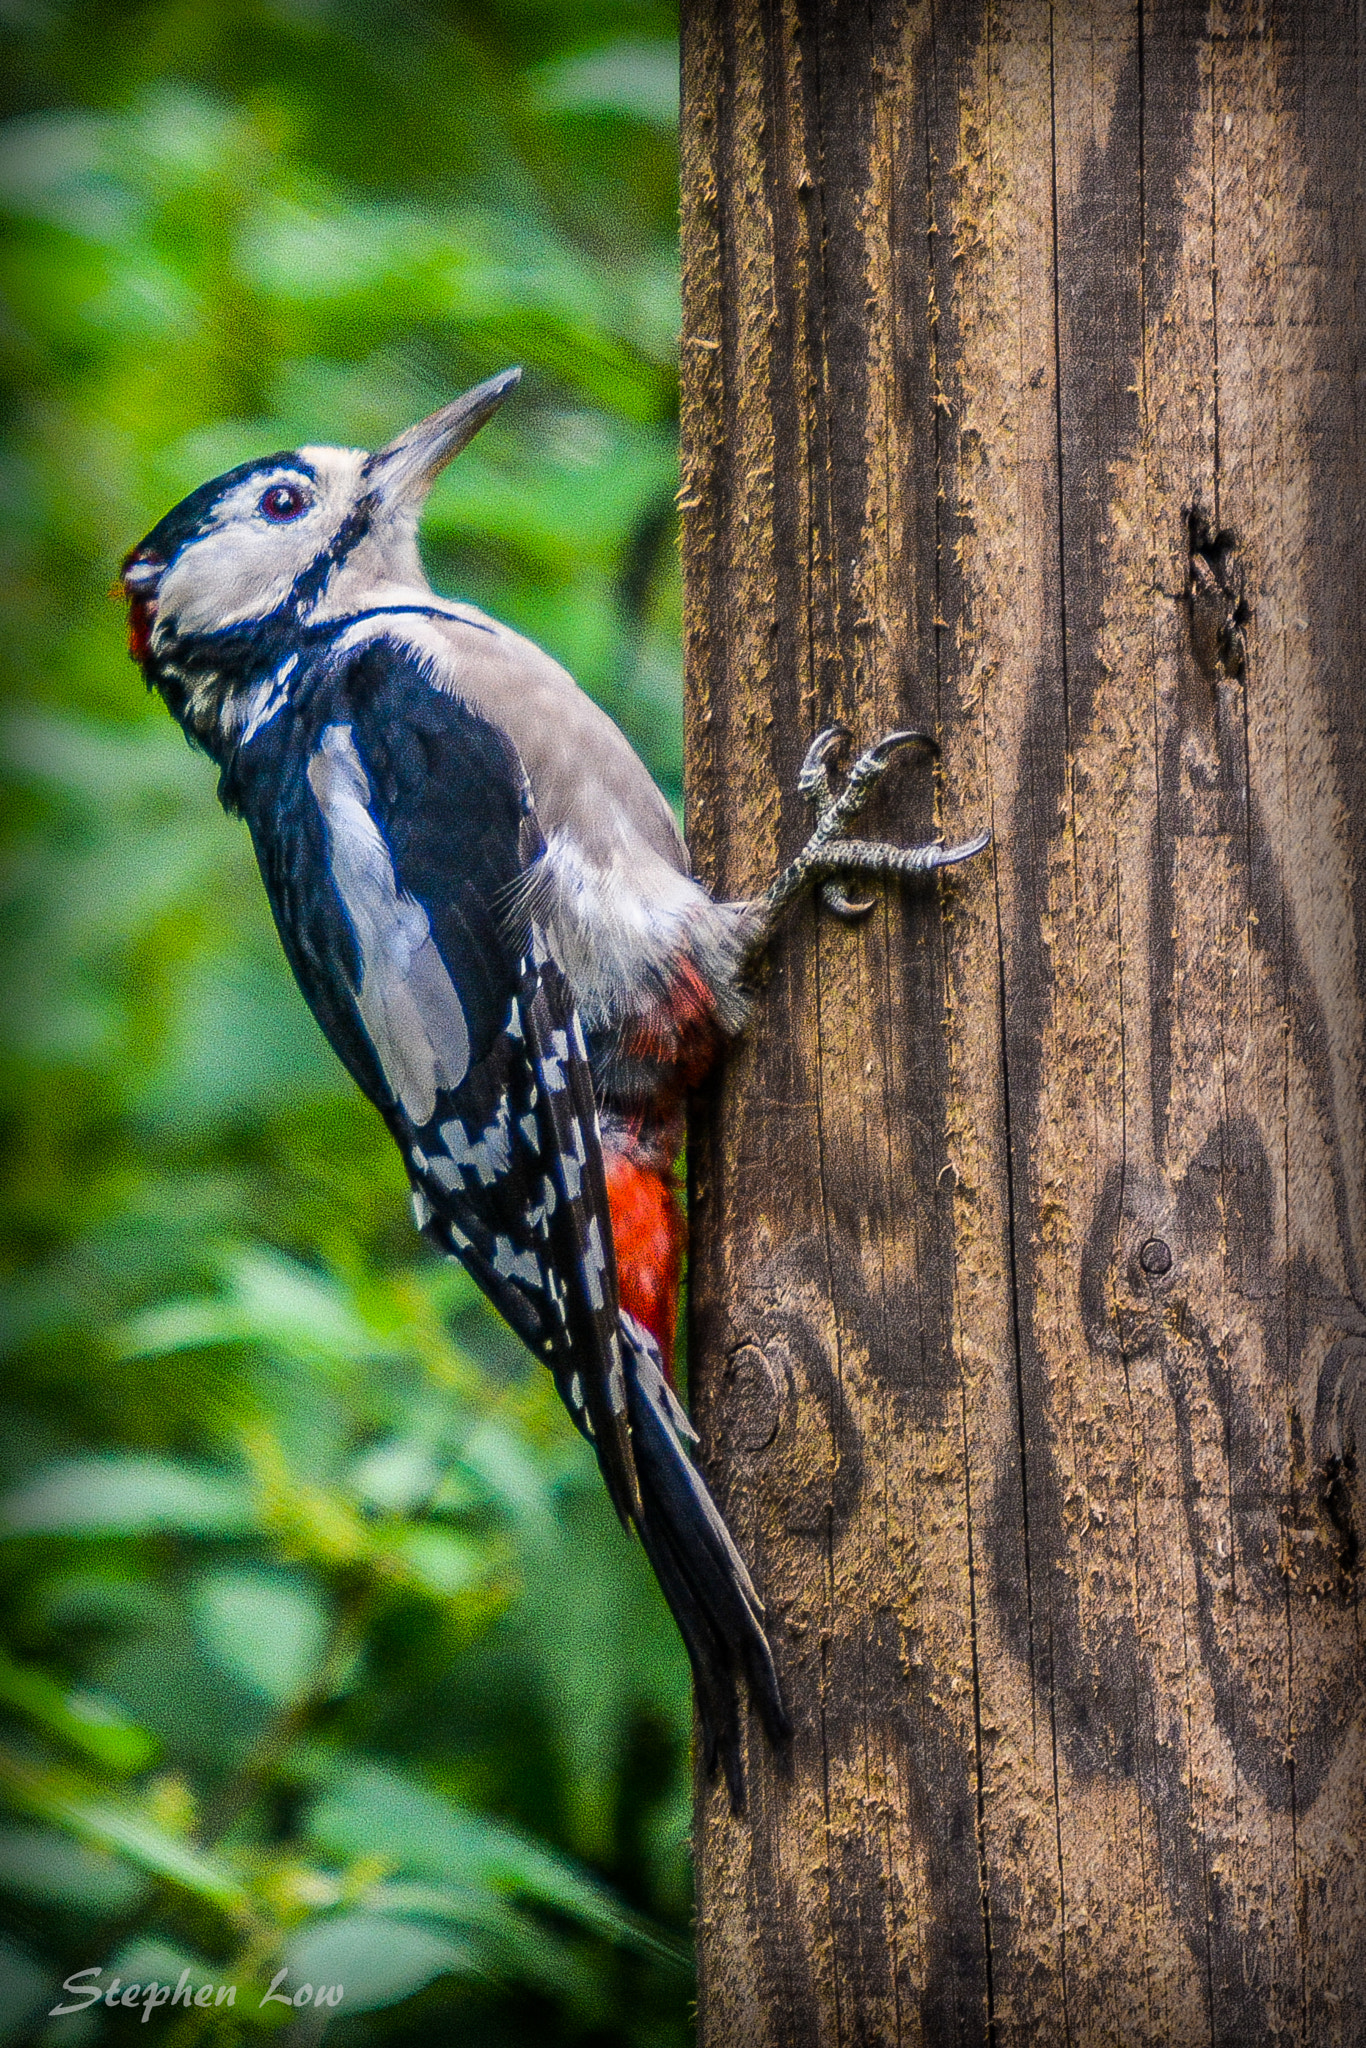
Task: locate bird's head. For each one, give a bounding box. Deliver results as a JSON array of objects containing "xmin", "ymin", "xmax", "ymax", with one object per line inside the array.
[{"xmin": 122, "ymin": 368, "xmax": 521, "ymax": 743}]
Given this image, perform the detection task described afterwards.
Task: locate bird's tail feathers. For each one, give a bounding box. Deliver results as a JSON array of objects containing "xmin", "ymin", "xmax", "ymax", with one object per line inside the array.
[{"xmin": 618, "ymin": 1314, "xmax": 790, "ymax": 1807}]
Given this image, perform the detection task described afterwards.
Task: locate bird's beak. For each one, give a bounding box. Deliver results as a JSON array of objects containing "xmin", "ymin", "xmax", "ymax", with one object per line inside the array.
[{"xmin": 364, "ymin": 367, "xmax": 522, "ymax": 508}]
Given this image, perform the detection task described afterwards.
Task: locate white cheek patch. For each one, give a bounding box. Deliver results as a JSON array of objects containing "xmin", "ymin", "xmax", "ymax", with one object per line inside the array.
[
  {"xmin": 307, "ymin": 722, "xmax": 470, "ymax": 1125},
  {"xmin": 154, "ymin": 451, "xmax": 368, "ymax": 641},
  {"xmin": 158, "ymin": 494, "xmax": 319, "ymax": 638}
]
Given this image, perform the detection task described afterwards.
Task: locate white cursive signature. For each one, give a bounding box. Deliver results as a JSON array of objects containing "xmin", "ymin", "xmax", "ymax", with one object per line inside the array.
[{"xmin": 50, "ymin": 1965, "xmax": 344, "ymax": 2020}]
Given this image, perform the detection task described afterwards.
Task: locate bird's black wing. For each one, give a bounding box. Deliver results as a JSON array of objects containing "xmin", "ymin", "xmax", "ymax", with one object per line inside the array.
[
  {"xmin": 238, "ymin": 630, "xmax": 788, "ymax": 1790},
  {"xmin": 239, "ymin": 633, "xmax": 637, "ymax": 1520}
]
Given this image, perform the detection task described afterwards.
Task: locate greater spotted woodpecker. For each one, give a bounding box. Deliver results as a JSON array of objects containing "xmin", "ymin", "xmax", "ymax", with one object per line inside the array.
[{"xmin": 122, "ymin": 369, "xmax": 988, "ymax": 1802}]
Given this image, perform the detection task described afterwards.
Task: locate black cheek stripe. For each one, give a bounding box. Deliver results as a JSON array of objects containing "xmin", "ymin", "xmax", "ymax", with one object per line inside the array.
[{"xmin": 292, "ymin": 495, "xmax": 377, "ymax": 612}]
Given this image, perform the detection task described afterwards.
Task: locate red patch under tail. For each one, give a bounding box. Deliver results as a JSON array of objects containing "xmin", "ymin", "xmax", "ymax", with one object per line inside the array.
[{"xmin": 603, "ymin": 1150, "xmax": 685, "ymax": 1371}]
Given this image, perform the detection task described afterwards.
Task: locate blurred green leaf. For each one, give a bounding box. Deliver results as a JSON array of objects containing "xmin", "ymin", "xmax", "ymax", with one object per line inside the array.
[
  {"xmin": 0, "ymin": 1655, "xmax": 157, "ymax": 1774},
  {"xmin": 0, "ymin": 1753, "xmax": 249, "ymax": 1914},
  {"xmin": 307, "ymin": 1761, "xmax": 681, "ymax": 1963},
  {"xmin": 189, "ymin": 1568, "xmax": 332, "ymax": 1707},
  {"xmin": 347, "ymin": 1439, "xmax": 440, "ymax": 1517},
  {"xmin": 0, "ymin": 1823, "xmax": 148, "ymax": 1915},
  {"xmin": 532, "ymin": 40, "xmax": 680, "ymax": 127},
  {"xmin": 0, "ymin": 1934, "xmax": 53, "ymax": 2047},
  {"xmin": 1, "ymin": 1459, "xmax": 255, "ymax": 1539},
  {"xmin": 457, "ymin": 1418, "xmax": 556, "ymax": 1531},
  {"xmin": 282, "ymin": 1913, "xmax": 478, "ymax": 2014},
  {"xmin": 121, "ymin": 1249, "xmax": 387, "ymax": 1367},
  {"xmin": 384, "ymin": 1527, "xmax": 485, "ymax": 1601},
  {"xmin": 356, "ymin": 1879, "xmax": 582, "ymax": 1991},
  {"xmin": 104, "ymin": 1937, "xmax": 217, "ymax": 1999}
]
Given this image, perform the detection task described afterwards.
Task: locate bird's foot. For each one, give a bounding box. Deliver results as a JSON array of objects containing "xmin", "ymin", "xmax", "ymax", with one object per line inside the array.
[{"xmin": 741, "ymin": 725, "xmax": 990, "ymax": 968}]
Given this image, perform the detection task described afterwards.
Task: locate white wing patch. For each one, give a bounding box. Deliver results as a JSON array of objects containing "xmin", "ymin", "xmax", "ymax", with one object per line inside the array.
[
  {"xmin": 491, "ymin": 1236, "xmax": 542, "ymax": 1289},
  {"xmin": 308, "ymin": 721, "xmax": 470, "ymax": 1126},
  {"xmin": 559, "ymin": 1115, "xmax": 588, "ymax": 1200},
  {"xmin": 582, "ymin": 1214, "xmax": 608, "ymax": 1312},
  {"xmin": 539, "ymin": 1029, "xmax": 570, "ymax": 1092},
  {"xmin": 429, "ymin": 1098, "xmax": 514, "ymax": 1190},
  {"xmin": 522, "ymin": 1173, "xmax": 557, "ymax": 1235}
]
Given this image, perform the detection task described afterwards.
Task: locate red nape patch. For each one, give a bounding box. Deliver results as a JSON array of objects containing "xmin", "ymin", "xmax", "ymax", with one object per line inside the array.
[
  {"xmin": 119, "ymin": 551, "xmax": 162, "ymax": 666},
  {"xmin": 603, "ymin": 1151, "xmax": 686, "ymax": 1372},
  {"xmin": 126, "ymin": 594, "xmax": 156, "ymax": 663}
]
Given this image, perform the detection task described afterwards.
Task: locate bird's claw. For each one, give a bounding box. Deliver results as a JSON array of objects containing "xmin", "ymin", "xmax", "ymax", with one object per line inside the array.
[
  {"xmin": 861, "ymin": 727, "xmax": 938, "ymax": 770},
  {"xmin": 796, "ymin": 724, "xmax": 937, "ymax": 829},
  {"xmin": 934, "ymin": 827, "xmax": 992, "ymax": 869},
  {"xmin": 796, "ymin": 725, "xmax": 851, "ymax": 816},
  {"xmin": 797, "ymin": 723, "xmax": 851, "ymax": 783},
  {"xmin": 743, "ymin": 722, "xmax": 989, "ymax": 970},
  {"xmin": 820, "ymin": 880, "xmax": 877, "ymax": 920}
]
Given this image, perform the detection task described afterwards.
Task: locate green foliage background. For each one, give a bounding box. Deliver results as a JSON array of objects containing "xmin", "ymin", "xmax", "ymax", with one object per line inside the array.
[{"xmin": 0, "ymin": 3, "xmax": 692, "ymax": 2039}]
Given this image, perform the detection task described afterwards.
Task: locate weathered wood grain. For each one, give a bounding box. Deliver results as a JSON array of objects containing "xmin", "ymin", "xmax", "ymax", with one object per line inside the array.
[{"xmin": 681, "ymin": 4, "xmax": 1366, "ymax": 2042}]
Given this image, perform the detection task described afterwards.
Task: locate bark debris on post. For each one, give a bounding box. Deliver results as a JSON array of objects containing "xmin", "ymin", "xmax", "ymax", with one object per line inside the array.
[{"xmin": 680, "ymin": 4, "xmax": 1366, "ymax": 2043}]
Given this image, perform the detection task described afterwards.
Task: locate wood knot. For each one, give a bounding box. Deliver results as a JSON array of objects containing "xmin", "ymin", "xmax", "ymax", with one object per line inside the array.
[
  {"xmin": 724, "ymin": 1343, "xmax": 785, "ymax": 1453},
  {"xmin": 1313, "ymin": 1339, "xmax": 1366, "ymax": 1574}
]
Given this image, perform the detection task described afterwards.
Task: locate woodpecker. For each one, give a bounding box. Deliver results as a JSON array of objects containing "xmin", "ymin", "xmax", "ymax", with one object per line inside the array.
[{"xmin": 122, "ymin": 369, "xmax": 988, "ymax": 1803}]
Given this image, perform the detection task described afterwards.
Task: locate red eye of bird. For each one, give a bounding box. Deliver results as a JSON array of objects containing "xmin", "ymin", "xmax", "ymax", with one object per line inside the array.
[{"xmin": 260, "ymin": 483, "xmax": 308, "ymax": 522}]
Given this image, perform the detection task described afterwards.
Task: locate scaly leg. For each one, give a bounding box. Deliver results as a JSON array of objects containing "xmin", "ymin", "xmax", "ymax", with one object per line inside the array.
[{"xmin": 741, "ymin": 726, "xmax": 990, "ymax": 970}]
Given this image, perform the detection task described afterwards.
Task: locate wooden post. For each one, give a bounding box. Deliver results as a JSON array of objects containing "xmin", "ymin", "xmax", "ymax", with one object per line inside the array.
[{"xmin": 680, "ymin": 4, "xmax": 1366, "ymax": 2042}]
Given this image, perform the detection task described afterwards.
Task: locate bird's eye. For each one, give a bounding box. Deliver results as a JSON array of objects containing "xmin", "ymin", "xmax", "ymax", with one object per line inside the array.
[{"xmin": 259, "ymin": 483, "xmax": 309, "ymax": 522}]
